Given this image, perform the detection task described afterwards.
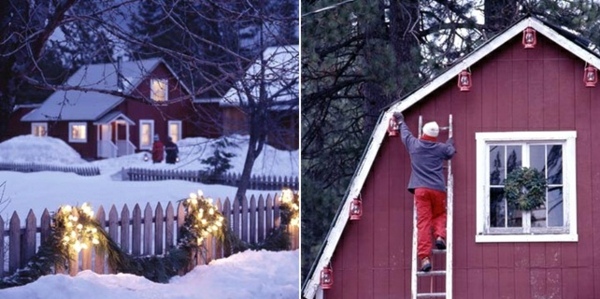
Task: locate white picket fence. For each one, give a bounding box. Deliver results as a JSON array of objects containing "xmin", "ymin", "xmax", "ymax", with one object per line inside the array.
[{"xmin": 1, "ymin": 194, "xmax": 299, "ymax": 278}]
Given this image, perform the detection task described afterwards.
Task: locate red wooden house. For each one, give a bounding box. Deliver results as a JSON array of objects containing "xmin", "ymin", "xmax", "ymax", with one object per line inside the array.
[
  {"xmin": 18, "ymin": 58, "xmax": 197, "ymax": 160},
  {"xmin": 303, "ymin": 17, "xmax": 600, "ymax": 299}
]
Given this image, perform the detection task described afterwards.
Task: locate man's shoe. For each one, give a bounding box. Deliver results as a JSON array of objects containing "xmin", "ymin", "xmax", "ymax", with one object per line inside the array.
[
  {"xmin": 435, "ymin": 237, "xmax": 446, "ymax": 250},
  {"xmin": 420, "ymin": 257, "xmax": 432, "ymax": 272}
]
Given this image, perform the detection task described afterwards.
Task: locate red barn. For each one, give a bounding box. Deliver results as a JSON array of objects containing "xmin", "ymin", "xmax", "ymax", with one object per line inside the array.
[
  {"xmin": 19, "ymin": 58, "xmax": 197, "ymax": 160},
  {"xmin": 303, "ymin": 17, "xmax": 600, "ymax": 299}
]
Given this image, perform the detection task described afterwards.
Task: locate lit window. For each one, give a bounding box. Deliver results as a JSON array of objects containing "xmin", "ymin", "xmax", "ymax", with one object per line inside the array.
[
  {"xmin": 139, "ymin": 120, "xmax": 154, "ymax": 150},
  {"xmin": 151, "ymin": 79, "xmax": 168, "ymax": 102},
  {"xmin": 31, "ymin": 122, "xmax": 47, "ymax": 137},
  {"xmin": 168, "ymin": 120, "xmax": 182, "ymax": 143},
  {"xmin": 69, "ymin": 123, "xmax": 87, "ymax": 143},
  {"xmin": 475, "ymin": 131, "xmax": 577, "ymax": 243}
]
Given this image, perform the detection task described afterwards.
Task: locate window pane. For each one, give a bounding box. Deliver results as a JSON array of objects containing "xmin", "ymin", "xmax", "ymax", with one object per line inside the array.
[
  {"xmin": 169, "ymin": 123, "xmax": 179, "ymax": 143},
  {"xmin": 547, "ymin": 145, "xmax": 563, "ymax": 184},
  {"xmin": 72, "ymin": 125, "xmax": 86, "ymax": 139},
  {"xmin": 490, "ymin": 145, "xmax": 505, "ymax": 185},
  {"xmin": 490, "ymin": 187, "xmax": 505, "ymax": 227},
  {"xmin": 548, "ymin": 186, "xmax": 564, "ymax": 227},
  {"xmin": 490, "ymin": 187, "xmax": 521, "ymax": 228},
  {"xmin": 506, "ymin": 145, "xmax": 522, "ymax": 174},
  {"xmin": 531, "ymin": 207, "xmax": 547, "ymax": 227},
  {"xmin": 141, "ymin": 124, "xmax": 151, "ymax": 146},
  {"xmin": 151, "ymin": 79, "xmax": 167, "ymax": 102},
  {"xmin": 530, "ymin": 144, "xmax": 545, "ymax": 172}
]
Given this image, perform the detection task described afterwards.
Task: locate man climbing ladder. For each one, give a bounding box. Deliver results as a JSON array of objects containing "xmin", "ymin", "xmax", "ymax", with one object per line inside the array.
[{"xmin": 393, "ymin": 112, "xmax": 455, "ymax": 297}]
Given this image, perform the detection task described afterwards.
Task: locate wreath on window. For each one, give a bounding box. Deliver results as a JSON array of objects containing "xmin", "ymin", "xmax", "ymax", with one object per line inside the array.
[{"xmin": 504, "ymin": 167, "xmax": 547, "ymax": 211}]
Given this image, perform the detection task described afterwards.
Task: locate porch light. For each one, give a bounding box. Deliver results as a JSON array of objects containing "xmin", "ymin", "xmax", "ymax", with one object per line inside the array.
[
  {"xmin": 522, "ymin": 27, "xmax": 537, "ymax": 49},
  {"xmin": 349, "ymin": 196, "xmax": 362, "ymax": 220},
  {"xmin": 320, "ymin": 265, "xmax": 333, "ymax": 289},
  {"xmin": 584, "ymin": 65, "xmax": 597, "ymax": 87},
  {"xmin": 387, "ymin": 117, "xmax": 399, "ymax": 137},
  {"xmin": 457, "ymin": 69, "xmax": 472, "ymax": 92}
]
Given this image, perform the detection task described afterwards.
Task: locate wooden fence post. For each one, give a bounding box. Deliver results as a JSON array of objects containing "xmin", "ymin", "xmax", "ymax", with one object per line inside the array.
[
  {"xmin": 257, "ymin": 196, "xmax": 265, "ymax": 243},
  {"xmin": 9, "ymin": 211, "xmax": 20, "ymax": 274},
  {"xmin": 131, "ymin": 204, "xmax": 142, "ymax": 256},
  {"xmin": 165, "ymin": 202, "xmax": 175, "ymax": 250},
  {"xmin": 94, "ymin": 206, "xmax": 106, "ymax": 273},
  {"xmin": 143, "ymin": 203, "xmax": 153, "ymax": 255},
  {"xmin": 120, "ymin": 205, "xmax": 130, "ymax": 254},
  {"xmin": 23, "ymin": 210, "xmax": 37, "ymax": 266},
  {"xmin": 155, "ymin": 202, "xmax": 164, "ymax": 255}
]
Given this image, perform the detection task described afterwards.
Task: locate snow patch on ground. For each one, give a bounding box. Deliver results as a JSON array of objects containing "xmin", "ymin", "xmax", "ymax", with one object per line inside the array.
[{"xmin": 0, "ymin": 250, "xmax": 299, "ymax": 299}]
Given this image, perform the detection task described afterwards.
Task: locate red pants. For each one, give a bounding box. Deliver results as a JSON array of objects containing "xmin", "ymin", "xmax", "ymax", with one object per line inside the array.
[{"xmin": 415, "ymin": 188, "xmax": 447, "ymax": 259}]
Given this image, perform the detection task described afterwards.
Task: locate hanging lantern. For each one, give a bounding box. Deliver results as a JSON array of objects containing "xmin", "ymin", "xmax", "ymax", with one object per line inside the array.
[
  {"xmin": 320, "ymin": 265, "xmax": 334, "ymax": 289},
  {"xmin": 387, "ymin": 117, "xmax": 399, "ymax": 137},
  {"xmin": 584, "ymin": 65, "xmax": 598, "ymax": 87},
  {"xmin": 457, "ymin": 69, "xmax": 472, "ymax": 92},
  {"xmin": 349, "ymin": 197, "xmax": 362, "ymax": 220},
  {"xmin": 522, "ymin": 27, "xmax": 537, "ymax": 49}
]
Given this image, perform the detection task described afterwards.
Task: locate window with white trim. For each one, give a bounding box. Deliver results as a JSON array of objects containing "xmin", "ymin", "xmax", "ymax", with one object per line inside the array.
[
  {"xmin": 69, "ymin": 122, "xmax": 87, "ymax": 143},
  {"xmin": 475, "ymin": 131, "xmax": 577, "ymax": 243},
  {"xmin": 168, "ymin": 120, "xmax": 182, "ymax": 143},
  {"xmin": 150, "ymin": 79, "xmax": 168, "ymax": 102},
  {"xmin": 139, "ymin": 119, "xmax": 154, "ymax": 150},
  {"xmin": 31, "ymin": 122, "xmax": 47, "ymax": 137}
]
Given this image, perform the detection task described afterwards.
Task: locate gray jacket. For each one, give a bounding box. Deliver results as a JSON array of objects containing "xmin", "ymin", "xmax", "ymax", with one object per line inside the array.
[{"xmin": 400, "ymin": 122, "xmax": 456, "ymax": 194}]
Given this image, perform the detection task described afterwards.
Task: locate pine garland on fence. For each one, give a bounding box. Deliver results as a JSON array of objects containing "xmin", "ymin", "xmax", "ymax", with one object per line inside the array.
[{"xmin": 0, "ymin": 189, "xmax": 299, "ymax": 289}]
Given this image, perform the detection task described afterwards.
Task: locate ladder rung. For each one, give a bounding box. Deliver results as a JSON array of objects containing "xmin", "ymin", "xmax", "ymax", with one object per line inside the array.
[
  {"xmin": 432, "ymin": 249, "xmax": 446, "ymax": 254},
  {"xmin": 417, "ymin": 270, "xmax": 446, "ymax": 277},
  {"xmin": 417, "ymin": 292, "xmax": 446, "ymax": 298}
]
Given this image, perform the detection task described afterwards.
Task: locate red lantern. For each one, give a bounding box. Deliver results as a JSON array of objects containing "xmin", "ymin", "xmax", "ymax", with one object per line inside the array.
[
  {"xmin": 387, "ymin": 117, "xmax": 398, "ymax": 137},
  {"xmin": 584, "ymin": 65, "xmax": 597, "ymax": 87},
  {"xmin": 320, "ymin": 265, "xmax": 333, "ymax": 289},
  {"xmin": 522, "ymin": 27, "xmax": 537, "ymax": 49},
  {"xmin": 457, "ymin": 70, "xmax": 472, "ymax": 92},
  {"xmin": 349, "ymin": 197, "xmax": 362, "ymax": 220}
]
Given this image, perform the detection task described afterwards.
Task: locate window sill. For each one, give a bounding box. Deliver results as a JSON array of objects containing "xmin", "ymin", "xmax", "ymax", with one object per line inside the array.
[
  {"xmin": 69, "ymin": 139, "xmax": 87, "ymax": 143},
  {"xmin": 475, "ymin": 233, "xmax": 578, "ymax": 243}
]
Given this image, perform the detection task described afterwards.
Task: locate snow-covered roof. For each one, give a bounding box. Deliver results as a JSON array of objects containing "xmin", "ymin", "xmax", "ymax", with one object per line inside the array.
[
  {"xmin": 221, "ymin": 45, "xmax": 299, "ymax": 110},
  {"xmin": 22, "ymin": 58, "xmax": 163, "ymax": 121},
  {"xmin": 303, "ymin": 16, "xmax": 600, "ymax": 299}
]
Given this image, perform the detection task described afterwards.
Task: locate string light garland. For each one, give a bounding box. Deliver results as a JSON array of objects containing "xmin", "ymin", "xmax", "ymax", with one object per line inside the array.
[
  {"xmin": 180, "ymin": 190, "xmax": 227, "ymax": 248},
  {"xmin": 279, "ymin": 188, "xmax": 299, "ymax": 227},
  {"xmin": 56, "ymin": 203, "xmax": 101, "ymax": 253}
]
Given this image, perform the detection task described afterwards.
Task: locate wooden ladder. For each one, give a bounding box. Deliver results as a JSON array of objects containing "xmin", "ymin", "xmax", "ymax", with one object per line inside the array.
[{"xmin": 411, "ymin": 114, "xmax": 453, "ymax": 299}]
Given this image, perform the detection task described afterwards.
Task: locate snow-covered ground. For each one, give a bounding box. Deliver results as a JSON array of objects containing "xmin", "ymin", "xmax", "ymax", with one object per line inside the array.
[
  {"xmin": 0, "ymin": 249, "xmax": 299, "ymax": 299},
  {"xmin": 0, "ymin": 135, "xmax": 298, "ymax": 218},
  {"xmin": 0, "ymin": 135, "xmax": 300, "ymax": 298}
]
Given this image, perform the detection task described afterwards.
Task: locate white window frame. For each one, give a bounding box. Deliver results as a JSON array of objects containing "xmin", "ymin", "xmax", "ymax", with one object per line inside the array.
[
  {"xmin": 68, "ymin": 122, "xmax": 87, "ymax": 143},
  {"xmin": 31, "ymin": 122, "xmax": 47, "ymax": 137},
  {"xmin": 139, "ymin": 119, "xmax": 154, "ymax": 150},
  {"xmin": 168, "ymin": 120, "xmax": 182, "ymax": 143},
  {"xmin": 150, "ymin": 78, "xmax": 168, "ymax": 102},
  {"xmin": 475, "ymin": 131, "xmax": 577, "ymax": 243}
]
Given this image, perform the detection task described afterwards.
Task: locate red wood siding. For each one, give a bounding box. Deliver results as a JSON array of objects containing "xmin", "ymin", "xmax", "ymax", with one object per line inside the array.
[
  {"xmin": 5, "ymin": 107, "xmax": 36, "ymax": 140},
  {"xmin": 222, "ymin": 107, "xmax": 299, "ymax": 150},
  {"xmin": 327, "ymin": 34, "xmax": 600, "ymax": 298},
  {"xmin": 45, "ymin": 121, "xmax": 98, "ymax": 160}
]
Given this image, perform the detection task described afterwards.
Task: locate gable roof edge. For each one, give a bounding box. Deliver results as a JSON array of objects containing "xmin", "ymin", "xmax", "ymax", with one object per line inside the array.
[{"xmin": 303, "ymin": 16, "xmax": 600, "ymax": 299}]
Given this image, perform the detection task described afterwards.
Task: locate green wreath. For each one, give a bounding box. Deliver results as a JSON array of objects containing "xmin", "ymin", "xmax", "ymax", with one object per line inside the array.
[{"xmin": 504, "ymin": 167, "xmax": 547, "ymax": 211}]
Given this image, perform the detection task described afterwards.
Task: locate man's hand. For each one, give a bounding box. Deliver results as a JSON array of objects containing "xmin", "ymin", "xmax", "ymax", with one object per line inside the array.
[{"xmin": 393, "ymin": 112, "xmax": 404, "ymax": 123}]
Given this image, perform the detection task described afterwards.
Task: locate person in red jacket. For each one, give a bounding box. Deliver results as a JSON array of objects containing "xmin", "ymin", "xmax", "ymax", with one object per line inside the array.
[
  {"xmin": 394, "ymin": 112, "xmax": 456, "ymax": 272},
  {"xmin": 151, "ymin": 134, "xmax": 164, "ymax": 163}
]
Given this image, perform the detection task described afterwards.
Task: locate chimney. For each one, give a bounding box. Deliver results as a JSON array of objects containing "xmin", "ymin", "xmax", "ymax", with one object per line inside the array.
[{"xmin": 117, "ymin": 56, "xmax": 124, "ymax": 92}]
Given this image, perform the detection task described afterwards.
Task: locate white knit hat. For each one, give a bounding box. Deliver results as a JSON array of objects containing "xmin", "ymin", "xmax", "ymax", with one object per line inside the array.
[{"xmin": 423, "ymin": 121, "xmax": 439, "ymax": 138}]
